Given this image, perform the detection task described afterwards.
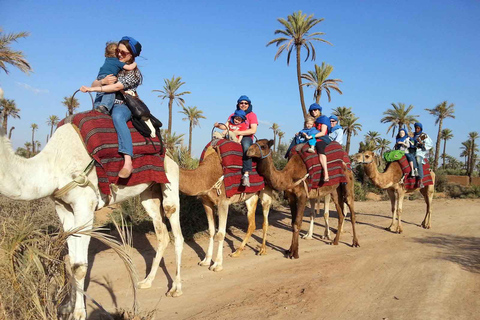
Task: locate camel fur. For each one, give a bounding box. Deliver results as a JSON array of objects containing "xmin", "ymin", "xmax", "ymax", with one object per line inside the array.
[
  {"xmin": 0, "ymin": 125, "xmax": 184, "ymax": 320},
  {"xmin": 352, "ymin": 151, "xmax": 435, "ymax": 233},
  {"xmin": 179, "ymin": 146, "xmax": 273, "ymax": 272},
  {"xmin": 247, "ymin": 139, "xmax": 359, "ymax": 259}
]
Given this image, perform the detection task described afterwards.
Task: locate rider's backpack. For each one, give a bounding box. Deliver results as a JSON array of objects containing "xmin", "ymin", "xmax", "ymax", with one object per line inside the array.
[{"xmin": 131, "ymin": 114, "xmax": 164, "ymax": 152}]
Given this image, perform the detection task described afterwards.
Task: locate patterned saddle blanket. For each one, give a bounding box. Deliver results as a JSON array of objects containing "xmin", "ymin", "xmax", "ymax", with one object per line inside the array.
[
  {"xmin": 200, "ymin": 139, "xmax": 265, "ymax": 198},
  {"xmin": 397, "ymin": 156, "xmax": 434, "ymax": 189},
  {"xmin": 289, "ymin": 141, "xmax": 350, "ymax": 190},
  {"xmin": 58, "ymin": 111, "xmax": 168, "ymax": 195}
]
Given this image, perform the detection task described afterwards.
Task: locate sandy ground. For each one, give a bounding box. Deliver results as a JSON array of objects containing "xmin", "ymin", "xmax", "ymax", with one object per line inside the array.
[{"xmin": 86, "ymin": 198, "xmax": 480, "ymax": 320}]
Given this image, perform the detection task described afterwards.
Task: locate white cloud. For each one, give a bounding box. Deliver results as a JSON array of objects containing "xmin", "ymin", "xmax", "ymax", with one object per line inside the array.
[
  {"xmin": 258, "ymin": 120, "xmax": 272, "ymax": 126},
  {"xmin": 15, "ymin": 82, "xmax": 49, "ymax": 95}
]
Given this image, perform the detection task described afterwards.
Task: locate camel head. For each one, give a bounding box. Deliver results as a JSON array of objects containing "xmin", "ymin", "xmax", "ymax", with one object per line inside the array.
[
  {"xmin": 246, "ymin": 139, "xmax": 273, "ymax": 159},
  {"xmin": 352, "ymin": 151, "xmax": 380, "ymax": 167}
]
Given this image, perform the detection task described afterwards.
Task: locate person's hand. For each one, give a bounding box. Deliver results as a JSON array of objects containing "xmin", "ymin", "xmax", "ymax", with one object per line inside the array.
[
  {"xmin": 295, "ymin": 132, "xmax": 299, "ymax": 136},
  {"xmin": 80, "ymin": 86, "xmax": 90, "ymax": 93},
  {"xmin": 103, "ymin": 74, "xmax": 117, "ymax": 85},
  {"xmin": 214, "ymin": 122, "xmax": 219, "ymax": 128}
]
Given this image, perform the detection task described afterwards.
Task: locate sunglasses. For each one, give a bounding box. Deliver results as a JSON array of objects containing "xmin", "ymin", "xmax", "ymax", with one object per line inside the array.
[
  {"xmin": 238, "ymin": 101, "xmax": 249, "ymax": 105},
  {"xmin": 116, "ymin": 49, "xmax": 131, "ymax": 57},
  {"xmin": 330, "ymin": 120, "xmax": 336, "ymax": 122}
]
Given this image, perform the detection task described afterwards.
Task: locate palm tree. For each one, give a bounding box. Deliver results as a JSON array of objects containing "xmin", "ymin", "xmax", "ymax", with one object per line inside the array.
[
  {"xmin": 270, "ymin": 123, "xmax": 280, "ymax": 152},
  {"xmin": 153, "ymin": 76, "xmax": 191, "ymax": 135},
  {"xmin": 468, "ymin": 131, "xmax": 479, "ymax": 180},
  {"xmin": 161, "ymin": 130, "xmax": 184, "ymax": 154},
  {"xmin": 30, "ymin": 123, "xmax": 38, "ymax": 154},
  {"xmin": 62, "ymin": 96, "xmax": 80, "ymax": 116},
  {"xmin": 277, "ymin": 130, "xmax": 285, "ymax": 147},
  {"xmin": 0, "ymin": 28, "xmax": 32, "ymax": 75},
  {"xmin": 24, "ymin": 142, "xmax": 32, "ymax": 157},
  {"xmin": 342, "ymin": 114, "xmax": 362, "ymax": 154},
  {"xmin": 267, "ymin": 10, "xmax": 332, "ymax": 118},
  {"xmin": 440, "ymin": 128, "xmax": 453, "ymax": 169},
  {"xmin": 460, "ymin": 148, "xmax": 469, "ymax": 171},
  {"xmin": 377, "ymin": 138, "xmax": 391, "ymax": 157},
  {"xmin": 332, "ymin": 106, "xmax": 353, "ymax": 124},
  {"xmin": 0, "ymin": 98, "xmax": 20, "ymax": 132},
  {"xmin": 425, "ymin": 101, "xmax": 455, "ymax": 170},
  {"xmin": 301, "ymin": 62, "xmax": 342, "ymax": 104},
  {"xmin": 381, "ymin": 103, "xmax": 418, "ymax": 138},
  {"xmin": 46, "ymin": 115, "xmax": 60, "ymax": 142},
  {"xmin": 364, "ymin": 131, "xmax": 381, "ymax": 145},
  {"xmin": 35, "ymin": 140, "xmax": 41, "ymax": 153},
  {"xmin": 8, "ymin": 126, "xmax": 14, "ymax": 139},
  {"xmin": 179, "ymin": 106, "xmax": 206, "ymax": 156}
]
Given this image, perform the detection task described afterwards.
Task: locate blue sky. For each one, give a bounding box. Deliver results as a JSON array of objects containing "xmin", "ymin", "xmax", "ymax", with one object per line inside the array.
[{"xmin": 2, "ymin": 0, "xmax": 479, "ymax": 158}]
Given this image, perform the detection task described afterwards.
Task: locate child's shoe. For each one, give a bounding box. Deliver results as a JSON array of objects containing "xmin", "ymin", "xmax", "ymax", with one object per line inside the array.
[
  {"xmin": 307, "ymin": 146, "xmax": 316, "ymax": 153},
  {"xmin": 242, "ymin": 174, "xmax": 250, "ymax": 187}
]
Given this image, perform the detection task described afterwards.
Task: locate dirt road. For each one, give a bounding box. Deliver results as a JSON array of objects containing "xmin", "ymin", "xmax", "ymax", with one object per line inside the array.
[{"xmin": 86, "ymin": 198, "xmax": 480, "ymax": 320}]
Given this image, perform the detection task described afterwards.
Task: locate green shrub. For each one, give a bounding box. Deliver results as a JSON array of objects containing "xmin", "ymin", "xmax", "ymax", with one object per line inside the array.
[
  {"xmin": 434, "ymin": 171, "xmax": 449, "ymax": 192},
  {"xmin": 444, "ymin": 184, "xmax": 480, "ymax": 199},
  {"xmin": 354, "ymin": 181, "xmax": 366, "ymax": 201}
]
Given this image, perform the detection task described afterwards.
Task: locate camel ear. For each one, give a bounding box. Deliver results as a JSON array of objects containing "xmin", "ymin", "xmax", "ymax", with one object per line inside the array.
[{"xmin": 268, "ymin": 139, "xmax": 274, "ymax": 148}]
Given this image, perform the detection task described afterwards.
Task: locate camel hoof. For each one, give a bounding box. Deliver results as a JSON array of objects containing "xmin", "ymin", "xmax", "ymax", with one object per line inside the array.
[
  {"xmin": 167, "ymin": 289, "xmax": 183, "ymax": 297},
  {"xmin": 137, "ymin": 279, "xmax": 152, "ymax": 289},
  {"xmin": 302, "ymin": 234, "xmax": 313, "ymax": 240},
  {"xmin": 229, "ymin": 249, "xmax": 243, "ymax": 258},
  {"xmin": 198, "ymin": 259, "xmax": 211, "ymax": 267},
  {"xmin": 352, "ymin": 241, "xmax": 360, "ymax": 247},
  {"xmin": 209, "ymin": 264, "xmax": 223, "ymax": 272},
  {"xmin": 73, "ymin": 308, "xmax": 86, "ymax": 320},
  {"xmin": 257, "ymin": 247, "xmax": 267, "ymax": 256},
  {"xmin": 321, "ymin": 235, "xmax": 331, "ymax": 240},
  {"xmin": 333, "ymin": 240, "xmax": 339, "ymax": 246}
]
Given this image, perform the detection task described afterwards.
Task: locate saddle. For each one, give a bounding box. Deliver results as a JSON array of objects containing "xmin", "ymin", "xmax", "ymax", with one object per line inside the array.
[
  {"xmin": 289, "ymin": 141, "xmax": 349, "ymax": 190},
  {"xmin": 200, "ymin": 139, "xmax": 264, "ymax": 198},
  {"xmin": 396, "ymin": 156, "xmax": 433, "ymax": 189},
  {"xmin": 58, "ymin": 111, "xmax": 168, "ymax": 195}
]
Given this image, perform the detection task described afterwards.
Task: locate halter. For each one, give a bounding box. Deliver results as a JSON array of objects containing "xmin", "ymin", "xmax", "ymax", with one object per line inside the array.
[
  {"xmin": 356, "ymin": 153, "xmax": 375, "ymax": 165},
  {"xmin": 254, "ymin": 142, "xmax": 272, "ymax": 159}
]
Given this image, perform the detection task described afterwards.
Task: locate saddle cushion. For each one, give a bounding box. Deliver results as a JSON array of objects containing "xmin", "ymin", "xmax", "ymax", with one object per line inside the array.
[
  {"xmin": 200, "ymin": 139, "xmax": 265, "ymax": 198},
  {"xmin": 58, "ymin": 111, "xmax": 168, "ymax": 195},
  {"xmin": 289, "ymin": 141, "xmax": 349, "ymax": 190},
  {"xmin": 397, "ymin": 156, "xmax": 434, "ymax": 189}
]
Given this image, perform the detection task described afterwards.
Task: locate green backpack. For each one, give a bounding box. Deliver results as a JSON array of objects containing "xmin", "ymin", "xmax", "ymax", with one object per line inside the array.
[{"xmin": 383, "ymin": 150, "xmax": 405, "ymax": 162}]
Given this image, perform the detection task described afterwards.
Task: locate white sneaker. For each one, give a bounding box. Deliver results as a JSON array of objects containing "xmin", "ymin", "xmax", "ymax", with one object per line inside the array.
[{"xmin": 307, "ymin": 146, "xmax": 315, "ymax": 153}]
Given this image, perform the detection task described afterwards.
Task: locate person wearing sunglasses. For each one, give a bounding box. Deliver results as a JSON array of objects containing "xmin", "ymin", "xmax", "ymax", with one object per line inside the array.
[
  {"xmin": 328, "ymin": 115, "xmax": 344, "ymax": 145},
  {"xmin": 226, "ymin": 95, "xmax": 258, "ymax": 187},
  {"xmin": 80, "ymin": 36, "xmax": 143, "ymax": 179}
]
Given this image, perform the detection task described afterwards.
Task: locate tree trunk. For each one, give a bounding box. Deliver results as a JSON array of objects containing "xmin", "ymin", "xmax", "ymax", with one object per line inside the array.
[
  {"xmin": 433, "ymin": 118, "xmax": 443, "ymax": 170},
  {"xmin": 188, "ymin": 121, "xmax": 193, "ymax": 156},
  {"xmin": 296, "ymin": 45, "xmax": 307, "ymax": 119},
  {"xmin": 50, "ymin": 124, "xmax": 54, "ymax": 140},
  {"xmin": 2, "ymin": 114, "xmax": 7, "ymax": 132},
  {"xmin": 8, "ymin": 126, "xmax": 14, "ymax": 139},
  {"xmin": 442, "ymin": 138, "xmax": 447, "ymax": 169},
  {"xmin": 31, "ymin": 130, "xmax": 35, "ymax": 154},
  {"xmin": 315, "ymin": 89, "xmax": 321, "ymax": 104},
  {"xmin": 273, "ymin": 132, "xmax": 277, "ymax": 153},
  {"xmin": 346, "ymin": 132, "xmax": 351, "ymax": 155},
  {"xmin": 167, "ymin": 98, "xmax": 174, "ymax": 135}
]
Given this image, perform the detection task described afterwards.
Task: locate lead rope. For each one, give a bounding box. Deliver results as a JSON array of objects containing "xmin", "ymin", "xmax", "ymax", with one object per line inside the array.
[
  {"xmin": 53, "ymin": 159, "xmax": 96, "ymax": 198},
  {"xmin": 291, "ymin": 173, "xmax": 309, "ymax": 195}
]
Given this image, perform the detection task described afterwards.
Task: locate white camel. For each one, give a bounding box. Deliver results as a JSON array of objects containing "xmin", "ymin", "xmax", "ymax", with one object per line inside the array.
[{"xmin": 0, "ymin": 124, "xmax": 183, "ymax": 320}]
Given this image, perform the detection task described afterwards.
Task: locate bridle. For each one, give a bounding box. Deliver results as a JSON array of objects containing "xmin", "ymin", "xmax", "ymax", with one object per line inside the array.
[
  {"xmin": 355, "ymin": 153, "xmax": 375, "ymax": 165},
  {"xmin": 254, "ymin": 142, "xmax": 271, "ymax": 159}
]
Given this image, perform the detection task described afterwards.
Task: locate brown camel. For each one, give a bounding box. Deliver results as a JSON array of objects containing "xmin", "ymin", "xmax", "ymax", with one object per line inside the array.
[
  {"xmin": 179, "ymin": 147, "xmax": 273, "ymax": 272},
  {"xmin": 246, "ymin": 139, "xmax": 359, "ymax": 259},
  {"xmin": 352, "ymin": 151, "xmax": 435, "ymax": 233}
]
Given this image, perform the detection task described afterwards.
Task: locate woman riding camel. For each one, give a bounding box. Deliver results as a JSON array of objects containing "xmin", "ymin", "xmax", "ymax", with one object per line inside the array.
[
  {"xmin": 80, "ymin": 36, "xmax": 143, "ymax": 179},
  {"xmin": 227, "ymin": 95, "xmax": 258, "ymax": 187},
  {"xmin": 311, "ymin": 103, "xmax": 331, "ymax": 181}
]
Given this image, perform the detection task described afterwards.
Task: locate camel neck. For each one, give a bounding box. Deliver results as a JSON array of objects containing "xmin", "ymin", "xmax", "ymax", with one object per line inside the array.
[
  {"xmin": 179, "ymin": 152, "xmax": 223, "ymax": 196},
  {"xmin": 257, "ymin": 155, "xmax": 304, "ymax": 191},
  {"xmin": 363, "ymin": 161, "xmax": 402, "ymax": 189}
]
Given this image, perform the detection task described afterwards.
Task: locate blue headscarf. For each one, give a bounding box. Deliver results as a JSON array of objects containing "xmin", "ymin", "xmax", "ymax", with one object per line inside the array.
[
  {"xmin": 329, "ymin": 115, "xmax": 341, "ymax": 132},
  {"xmin": 309, "ymin": 103, "xmax": 322, "ymax": 113},
  {"xmin": 236, "ymin": 95, "xmax": 253, "ymax": 114},
  {"xmin": 413, "ymin": 122, "xmax": 423, "ymax": 143},
  {"xmin": 230, "ymin": 109, "xmax": 246, "ymax": 124},
  {"xmin": 396, "ymin": 128, "xmax": 408, "ymax": 143},
  {"xmin": 121, "ymin": 36, "xmax": 142, "ymax": 57},
  {"xmin": 315, "ymin": 115, "xmax": 331, "ymax": 131}
]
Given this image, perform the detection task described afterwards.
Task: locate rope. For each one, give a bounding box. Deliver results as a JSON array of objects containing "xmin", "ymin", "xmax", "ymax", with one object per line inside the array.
[
  {"xmin": 53, "ymin": 159, "xmax": 96, "ymax": 198},
  {"xmin": 291, "ymin": 173, "xmax": 309, "ymax": 195},
  {"xmin": 198, "ymin": 175, "xmax": 224, "ymax": 196}
]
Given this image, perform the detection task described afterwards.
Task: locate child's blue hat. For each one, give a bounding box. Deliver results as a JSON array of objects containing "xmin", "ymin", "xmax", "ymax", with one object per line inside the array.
[{"xmin": 231, "ymin": 109, "xmax": 246, "ymax": 123}]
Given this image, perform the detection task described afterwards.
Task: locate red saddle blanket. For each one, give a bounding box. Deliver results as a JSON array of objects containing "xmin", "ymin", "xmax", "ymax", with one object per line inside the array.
[
  {"xmin": 58, "ymin": 111, "xmax": 168, "ymax": 195},
  {"xmin": 397, "ymin": 156, "xmax": 434, "ymax": 189},
  {"xmin": 289, "ymin": 141, "xmax": 349, "ymax": 190},
  {"xmin": 200, "ymin": 139, "xmax": 265, "ymax": 198}
]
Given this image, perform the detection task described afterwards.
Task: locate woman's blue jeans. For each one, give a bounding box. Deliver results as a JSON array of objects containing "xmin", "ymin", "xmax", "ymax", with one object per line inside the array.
[
  {"xmin": 109, "ymin": 103, "xmax": 133, "ymax": 157},
  {"xmin": 416, "ymin": 155, "xmax": 424, "ymax": 179},
  {"xmin": 241, "ymin": 136, "xmax": 253, "ymax": 173}
]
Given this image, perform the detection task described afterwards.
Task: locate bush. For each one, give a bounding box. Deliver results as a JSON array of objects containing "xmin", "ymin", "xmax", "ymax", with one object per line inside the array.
[
  {"xmin": 434, "ymin": 171, "xmax": 449, "ymax": 192},
  {"xmin": 444, "ymin": 183, "xmax": 480, "ymax": 198},
  {"xmin": 354, "ymin": 181, "xmax": 366, "ymax": 201}
]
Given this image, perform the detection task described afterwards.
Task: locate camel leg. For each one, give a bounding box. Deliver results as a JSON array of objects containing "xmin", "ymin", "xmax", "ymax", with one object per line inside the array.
[
  {"xmin": 210, "ymin": 201, "xmax": 229, "ymax": 272},
  {"xmin": 332, "ymin": 189, "xmax": 345, "ymax": 245},
  {"xmin": 344, "ymin": 187, "xmax": 359, "ymax": 247},
  {"xmin": 302, "ymin": 198, "xmax": 317, "ymax": 240},
  {"xmin": 289, "ymin": 194, "xmax": 307, "ymax": 259},
  {"xmin": 322, "ymin": 194, "xmax": 332, "ymax": 240},
  {"xmin": 285, "ymin": 191, "xmax": 297, "ymax": 257},
  {"xmin": 258, "ymin": 189, "xmax": 272, "ymax": 255},
  {"xmin": 199, "ymin": 200, "xmax": 215, "ymax": 267},
  {"xmin": 230, "ymin": 194, "xmax": 259, "ymax": 257},
  {"xmin": 396, "ymin": 189, "xmax": 405, "ymax": 234},
  {"xmin": 56, "ymin": 190, "xmax": 96, "ymax": 320},
  {"xmin": 386, "ymin": 188, "xmax": 397, "ymax": 232},
  {"xmin": 420, "ymin": 184, "xmax": 434, "ymax": 229}
]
